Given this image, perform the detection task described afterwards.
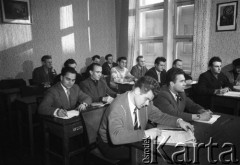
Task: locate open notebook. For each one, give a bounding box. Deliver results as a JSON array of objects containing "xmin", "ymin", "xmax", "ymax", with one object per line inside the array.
[
  {"xmin": 157, "ymin": 129, "xmax": 196, "ymax": 147},
  {"xmin": 194, "ymin": 114, "xmax": 221, "ymax": 124},
  {"xmin": 58, "ymin": 110, "xmax": 79, "ymax": 119}
]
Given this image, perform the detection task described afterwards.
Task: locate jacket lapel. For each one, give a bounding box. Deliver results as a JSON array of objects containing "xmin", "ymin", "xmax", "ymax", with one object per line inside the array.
[{"xmin": 57, "ymin": 83, "xmax": 70, "ymax": 109}]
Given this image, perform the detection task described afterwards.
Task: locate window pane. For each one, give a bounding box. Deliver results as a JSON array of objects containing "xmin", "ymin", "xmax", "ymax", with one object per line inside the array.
[
  {"xmin": 140, "ymin": 0, "xmax": 164, "ymax": 6},
  {"xmin": 176, "ymin": 4, "xmax": 194, "ymax": 35},
  {"xmin": 140, "ymin": 9, "xmax": 164, "ymax": 38},
  {"xmin": 140, "ymin": 42, "xmax": 163, "ymax": 68},
  {"xmin": 176, "ymin": 42, "xmax": 192, "ymax": 73}
]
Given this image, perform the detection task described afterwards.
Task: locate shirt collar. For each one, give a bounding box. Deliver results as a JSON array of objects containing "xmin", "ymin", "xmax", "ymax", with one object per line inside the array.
[
  {"xmin": 60, "ymin": 83, "xmax": 69, "ymax": 94},
  {"xmin": 128, "ymin": 92, "xmax": 136, "ymax": 114},
  {"xmin": 169, "ymin": 89, "xmax": 178, "ymax": 101}
]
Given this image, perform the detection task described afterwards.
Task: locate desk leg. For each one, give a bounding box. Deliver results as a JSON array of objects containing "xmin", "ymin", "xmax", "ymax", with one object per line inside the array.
[
  {"xmin": 28, "ymin": 106, "xmax": 34, "ymax": 156},
  {"xmin": 63, "ymin": 131, "xmax": 69, "ymax": 165},
  {"xmin": 44, "ymin": 124, "xmax": 50, "ymax": 165}
]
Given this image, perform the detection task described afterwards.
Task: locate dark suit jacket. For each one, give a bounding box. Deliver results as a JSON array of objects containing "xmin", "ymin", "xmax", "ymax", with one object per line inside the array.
[
  {"xmin": 145, "ymin": 67, "xmax": 166, "ymax": 87},
  {"xmin": 196, "ymin": 70, "xmax": 232, "ymax": 108},
  {"xmin": 80, "ymin": 77, "xmax": 116, "ymax": 102},
  {"xmin": 38, "ymin": 82, "xmax": 92, "ymax": 116},
  {"xmin": 154, "ymin": 87, "xmax": 203, "ymax": 121},
  {"xmin": 98, "ymin": 92, "xmax": 178, "ymax": 145},
  {"xmin": 102, "ymin": 62, "xmax": 118, "ymax": 76},
  {"xmin": 32, "ymin": 66, "xmax": 57, "ymax": 86}
]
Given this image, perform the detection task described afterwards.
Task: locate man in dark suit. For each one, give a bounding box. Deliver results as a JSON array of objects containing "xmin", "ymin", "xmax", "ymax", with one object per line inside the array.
[
  {"xmin": 97, "ymin": 76, "xmax": 194, "ymax": 160},
  {"xmin": 38, "ymin": 67, "xmax": 92, "ymax": 117},
  {"xmin": 172, "ymin": 59, "xmax": 192, "ymax": 81},
  {"xmin": 83, "ymin": 55, "xmax": 101, "ymax": 79},
  {"xmin": 102, "ymin": 54, "xmax": 118, "ymax": 77},
  {"xmin": 154, "ymin": 68, "xmax": 212, "ymax": 122},
  {"xmin": 130, "ymin": 56, "xmax": 148, "ymax": 79},
  {"xmin": 80, "ymin": 63, "xmax": 116, "ymax": 103},
  {"xmin": 145, "ymin": 57, "xmax": 167, "ymax": 87},
  {"xmin": 196, "ymin": 56, "xmax": 232, "ymax": 108},
  {"xmin": 32, "ymin": 55, "xmax": 57, "ymax": 87}
]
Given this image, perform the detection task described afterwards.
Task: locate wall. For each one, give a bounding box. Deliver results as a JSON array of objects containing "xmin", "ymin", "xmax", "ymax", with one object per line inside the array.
[
  {"xmin": 208, "ymin": 0, "xmax": 240, "ymax": 67},
  {"xmin": 0, "ymin": 0, "xmax": 116, "ymax": 82}
]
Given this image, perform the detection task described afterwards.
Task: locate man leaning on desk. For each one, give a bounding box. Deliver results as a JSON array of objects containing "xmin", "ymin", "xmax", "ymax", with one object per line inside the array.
[
  {"xmin": 80, "ymin": 63, "xmax": 116, "ymax": 104},
  {"xmin": 97, "ymin": 76, "xmax": 194, "ymax": 160},
  {"xmin": 38, "ymin": 67, "xmax": 92, "ymax": 117},
  {"xmin": 153, "ymin": 68, "xmax": 212, "ymax": 122}
]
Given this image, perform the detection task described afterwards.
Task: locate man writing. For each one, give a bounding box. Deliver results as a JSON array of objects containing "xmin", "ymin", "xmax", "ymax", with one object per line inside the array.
[
  {"xmin": 80, "ymin": 63, "xmax": 116, "ymax": 104},
  {"xmin": 154, "ymin": 68, "xmax": 212, "ymax": 122},
  {"xmin": 97, "ymin": 76, "xmax": 194, "ymax": 160},
  {"xmin": 38, "ymin": 67, "xmax": 92, "ymax": 117}
]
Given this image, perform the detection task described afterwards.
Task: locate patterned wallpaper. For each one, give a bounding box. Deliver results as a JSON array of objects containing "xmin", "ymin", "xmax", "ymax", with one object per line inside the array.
[{"xmin": 0, "ymin": 0, "xmax": 116, "ymax": 83}]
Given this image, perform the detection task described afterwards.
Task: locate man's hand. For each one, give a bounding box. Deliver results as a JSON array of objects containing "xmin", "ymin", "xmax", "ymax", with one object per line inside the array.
[
  {"xmin": 77, "ymin": 103, "xmax": 87, "ymax": 111},
  {"xmin": 215, "ymin": 87, "xmax": 229, "ymax": 95},
  {"xmin": 178, "ymin": 119, "xmax": 194, "ymax": 132},
  {"xmin": 144, "ymin": 128, "xmax": 162, "ymax": 140},
  {"xmin": 57, "ymin": 109, "xmax": 68, "ymax": 117},
  {"xmin": 102, "ymin": 96, "xmax": 114, "ymax": 104},
  {"xmin": 199, "ymin": 111, "xmax": 212, "ymax": 121}
]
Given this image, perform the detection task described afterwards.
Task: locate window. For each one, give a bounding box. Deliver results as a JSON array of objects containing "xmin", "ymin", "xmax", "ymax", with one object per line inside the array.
[
  {"xmin": 174, "ymin": 1, "xmax": 195, "ymax": 74},
  {"xmin": 133, "ymin": 0, "xmax": 195, "ymax": 73},
  {"xmin": 138, "ymin": 1, "xmax": 164, "ymax": 68}
]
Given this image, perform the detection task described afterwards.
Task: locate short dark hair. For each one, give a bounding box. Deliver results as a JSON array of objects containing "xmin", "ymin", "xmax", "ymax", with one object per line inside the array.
[
  {"xmin": 105, "ymin": 54, "xmax": 113, "ymax": 60},
  {"xmin": 61, "ymin": 67, "xmax": 77, "ymax": 77},
  {"xmin": 154, "ymin": 57, "xmax": 166, "ymax": 65},
  {"xmin": 41, "ymin": 55, "xmax": 52, "ymax": 62},
  {"xmin": 92, "ymin": 55, "xmax": 100, "ymax": 61},
  {"xmin": 88, "ymin": 63, "xmax": 101, "ymax": 71},
  {"xmin": 166, "ymin": 68, "xmax": 185, "ymax": 86},
  {"xmin": 136, "ymin": 56, "xmax": 143, "ymax": 62},
  {"xmin": 208, "ymin": 56, "xmax": 222, "ymax": 67},
  {"xmin": 172, "ymin": 59, "xmax": 182, "ymax": 66},
  {"xmin": 232, "ymin": 58, "xmax": 240, "ymax": 67},
  {"xmin": 134, "ymin": 76, "xmax": 161, "ymax": 96},
  {"xmin": 64, "ymin": 59, "xmax": 76, "ymax": 67},
  {"xmin": 117, "ymin": 57, "xmax": 127, "ymax": 63}
]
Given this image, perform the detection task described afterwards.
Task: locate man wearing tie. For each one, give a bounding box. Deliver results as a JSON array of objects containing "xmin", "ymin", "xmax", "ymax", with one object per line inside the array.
[
  {"xmin": 38, "ymin": 67, "xmax": 92, "ymax": 117},
  {"xmin": 154, "ymin": 68, "xmax": 212, "ymax": 122},
  {"xmin": 97, "ymin": 76, "xmax": 194, "ymax": 160},
  {"xmin": 145, "ymin": 57, "xmax": 167, "ymax": 87}
]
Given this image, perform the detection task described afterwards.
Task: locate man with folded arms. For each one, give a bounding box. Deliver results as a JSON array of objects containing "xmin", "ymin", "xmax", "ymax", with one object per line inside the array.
[
  {"xmin": 38, "ymin": 67, "xmax": 92, "ymax": 117},
  {"xmin": 80, "ymin": 63, "xmax": 116, "ymax": 104},
  {"xmin": 154, "ymin": 68, "xmax": 212, "ymax": 122},
  {"xmin": 97, "ymin": 76, "xmax": 193, "ymax": 160}
]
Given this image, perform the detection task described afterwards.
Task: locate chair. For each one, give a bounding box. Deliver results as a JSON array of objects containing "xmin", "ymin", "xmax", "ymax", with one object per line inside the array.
[{"xmin": 80, "ymin": 107, "xmax": 119, "ymax": 164}]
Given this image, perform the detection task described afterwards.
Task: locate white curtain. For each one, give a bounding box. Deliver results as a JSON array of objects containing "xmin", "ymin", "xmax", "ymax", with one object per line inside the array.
[
  {"xmin": 127, "ymin": 0, "xmax": 138, "ymax": 69},
  {"xmin": 191, "ymin": 0, "xmax": 211, "ymax": 80}
]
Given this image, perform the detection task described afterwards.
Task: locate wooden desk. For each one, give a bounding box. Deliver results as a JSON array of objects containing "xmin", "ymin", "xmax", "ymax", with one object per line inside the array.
[
  {"xmin": 17, "ymin": 95, "xmax": 42, "ymax": 156},
  {"xmin": 211, "ymin": 94, "xmax": 240, "ymax": 115},
  {"xmin": 130, "ymin": 113, "xmax": 240, "ymax": 164},
  {"xmin": 0, "ymin": 88, "xmax": 20, "ymax": 128}
]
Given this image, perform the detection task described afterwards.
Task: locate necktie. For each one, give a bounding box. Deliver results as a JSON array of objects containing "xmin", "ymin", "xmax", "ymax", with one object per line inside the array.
[
  {"xmin": 66, "ymin": 89, "xmax": 70, "ymax": 102},
  {"xmin": 176, "ymin": 94, "xmax": 181, "ymax": 103},
  {"xmin": 133, "ymin": 107, "xmax": 141, "ymax": 130},
  {"xmin": 157, "ymin": 72, "xmax": 161, "ymax": 83}
]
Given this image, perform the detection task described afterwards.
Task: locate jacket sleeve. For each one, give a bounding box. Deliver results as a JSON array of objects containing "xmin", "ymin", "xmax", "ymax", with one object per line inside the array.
[
  {"xmin": 197, "ymin": 74, "xmax": 215, "ymax": 95},
  {"xmin": 80, "ymin": 81, "xmax": 100, "ymax": 102},
  {"xmin": 148, "ymin": 102, "xmax": 179, "ymax": 127},
  {"xmin": 32, "ymin": 68, "xmax": 41, "ymax": 85},
  {"xmin": 77, "ymin": 87, "xmax": 92, "ymax": 105},
  {"xmin": 38, "ymin": 90, "xmax": 58, "ymax": 116},
  {"xmin": 130, "ymin": 66, "xmax": 138, "ymax": 78},
  {"xmin": 153, "ymin": 94, "xmax": 192, "ymax": 122},
  {"xmin": 185, "ymin": 97, "xmax": 203, "ymax": 114}
]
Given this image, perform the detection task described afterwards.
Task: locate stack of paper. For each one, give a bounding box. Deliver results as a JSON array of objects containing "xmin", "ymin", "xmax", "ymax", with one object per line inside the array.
[
  {"xmin": 91, "ymin": 102, "xmax": 107, "ymax": 107},
  {"xmin": 157, "ymin": 129, "xmax": 196, "ymax": 146},
  {"xmin": 58, "ymin": 110, "xmax": 79, "ymax": 119},
  {"xmin": 223, "ymin": 91, "xmax": 240, "ymax": 97}
]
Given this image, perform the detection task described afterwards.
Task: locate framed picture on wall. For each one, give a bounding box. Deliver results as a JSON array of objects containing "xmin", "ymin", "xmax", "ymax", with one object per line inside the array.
[
  {"xmin": 0, "ymin": 0, "xmax": 32, "ymax": 24},
  {"xmin": 216, "ymin": 1, "xmax": 238, "ymax": 32}
]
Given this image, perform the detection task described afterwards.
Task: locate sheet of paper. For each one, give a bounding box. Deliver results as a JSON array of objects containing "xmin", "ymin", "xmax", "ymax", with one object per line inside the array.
[
  {"xmin": 223, "ymin": 91, "xmax": 240, "ymax": 97},
  {"xmin": 191, "ymin": 81, "xmax": 197, "ymax": 85},
  {"xmin": 58, "ymin": 110, "xmax": 79, "ymax": 119},
  {"xmin": 91, "ymin": 102, "xmax": 107, "ymax": 107},
  {"xmin": 157, "ymin": 129, "xmax": 196, "ymax": 146},
  {"xmin": 194, "ymin": 114, "xmax": 221, "ymax": 124}
]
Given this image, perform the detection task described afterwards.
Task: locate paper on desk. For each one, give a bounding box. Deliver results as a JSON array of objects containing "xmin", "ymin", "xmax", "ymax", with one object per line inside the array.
[
  {"xmin": 194, "ymin": 114, "xmax": 221, "ymax": 124},
  {"xmin": 91, "ymin": 102, "xmax": 107, "ymax": 107},
  {"xmin": 58, "ymin": 110, "xmax": 79, "ymax": 119},
  {"xmin": 119, "ymin": 81, "xmax": 134, "ymax": 85},
  {"xmin": 223, "ymin": 91, "xmax": 240, "ymax": 97},
  {"xmin": 157, "ymin": 129, "xmax": 196, "ymax": 146}
]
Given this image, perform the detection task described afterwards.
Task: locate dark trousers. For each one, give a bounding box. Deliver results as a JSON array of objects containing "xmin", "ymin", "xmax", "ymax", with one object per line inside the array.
[{"xmin": 97, "ymin": 135, "xmax": 130, "ymax": 160}]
